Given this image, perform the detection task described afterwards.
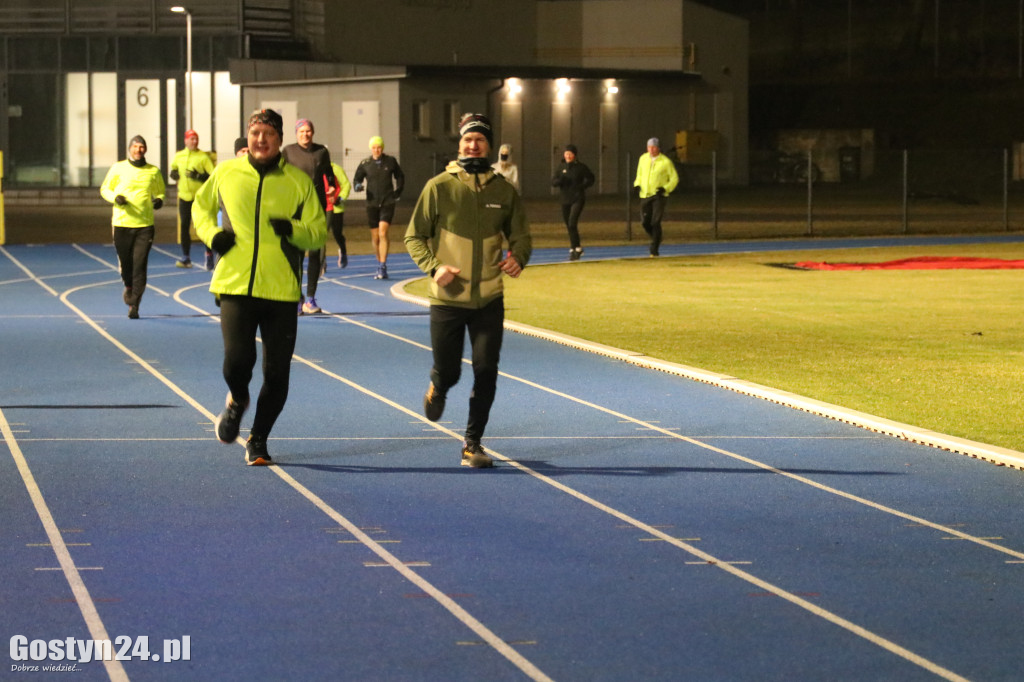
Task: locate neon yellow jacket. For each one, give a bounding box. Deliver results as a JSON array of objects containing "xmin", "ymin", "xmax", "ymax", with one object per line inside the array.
[
  {"xmin": 170, "ymin": 148, "xmax": 216, "ymax": 201},
  {"xmin": 193, "ymin": 155, "xmax": 327, "ymax": 303},
  {"xmin": 633, "ymin": 152, "xmax": 679, "ymax": 199},
  {"xmin": 99, "ymin": 160, "xmax": 166, "ymax": 228},
  {"xmin": 329, "ymin": 162, "xmax": 352, "ymax": 214}
]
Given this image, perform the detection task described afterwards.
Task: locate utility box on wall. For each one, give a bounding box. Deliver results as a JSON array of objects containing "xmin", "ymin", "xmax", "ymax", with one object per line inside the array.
[{"xmin": 675, "ymin": 130, "xmax": 719, "ymax": 165}]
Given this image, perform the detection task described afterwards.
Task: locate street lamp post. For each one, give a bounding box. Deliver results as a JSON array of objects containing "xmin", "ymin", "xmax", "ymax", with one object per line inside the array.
[{"xmin": 171, "ymin": 6, "xmax": 193, "ymax": 130}]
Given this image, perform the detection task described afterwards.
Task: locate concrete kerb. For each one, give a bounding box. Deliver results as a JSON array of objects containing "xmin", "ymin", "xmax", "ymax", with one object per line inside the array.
[{"xmin": 391, "ymin": 277, "xmax": 1024, "ymax": 472}]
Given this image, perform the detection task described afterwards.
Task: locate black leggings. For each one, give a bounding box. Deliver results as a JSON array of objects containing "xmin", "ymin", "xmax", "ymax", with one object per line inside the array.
[
  {"xmin": 218, "ymin": 295, "xmax": 298, "ymax": 438},
  {"xmin": 113, "ymin": 225, "xmax": 154, "ymax": 305},
  {"xmin": 330, "ymin": 211, "xmax": 346, "ymax": 254},
  {"xmin": 561, "ymin": 198, "xmax": 586, "ymax": 249},
  {"xmin": 177, "ymin": 199, "xmax": 193, "ymax": 259},
  {"xmin": 303, "ymin": 247, "xmax": 325, "ymax": 298},
  {"xmin": 640, "ymin": 194, "xmax": 667, "ymax": 255},
  {"xmin": 429, "ymin": 297, "xmax": 505, "ymax": 443},
  {"xmin": 178, "ymin": 198, "xmax": 211, "ymax": 260}
]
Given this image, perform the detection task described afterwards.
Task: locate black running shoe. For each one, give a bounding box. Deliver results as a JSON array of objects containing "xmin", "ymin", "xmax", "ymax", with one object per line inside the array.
[
  {"xmin": 245, "ymin": 435, "xmax": 272, "ymax": 466},
  {"xmin": 216, "ymin": 393, "xmax": 248, "ymax": 443},
  {"xmin": 461, "ymin": 441, "xmax": 494, "ymax": 468},
  {"xmin": 423, "ymin": 383, "xmax": 446, "ymax": 422},
  {"xmin": 128, "ymin": 305, "xmax": 139, "ymax": 319}
]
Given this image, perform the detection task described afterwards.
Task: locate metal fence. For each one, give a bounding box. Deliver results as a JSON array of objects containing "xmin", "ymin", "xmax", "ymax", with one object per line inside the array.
[{"xmin": 639, "ymin": 148, "xmax": 1024, "ymax": 241}]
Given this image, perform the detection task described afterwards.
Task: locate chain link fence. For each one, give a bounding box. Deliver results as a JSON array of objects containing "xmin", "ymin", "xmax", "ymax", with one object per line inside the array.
[{"xmin": 673, "ymin": 148, "xmax": 1024, "ymax": 240}]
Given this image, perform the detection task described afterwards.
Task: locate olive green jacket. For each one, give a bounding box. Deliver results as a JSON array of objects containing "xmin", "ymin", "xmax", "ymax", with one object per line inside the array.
[{"xmin": 405, "ymin": 162, "xmax": 531, "ymax": 308}]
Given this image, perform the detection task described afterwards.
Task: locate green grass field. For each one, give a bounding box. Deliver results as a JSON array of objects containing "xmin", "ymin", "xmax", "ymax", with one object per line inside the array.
[{"xmin": 406, "ymin": 241, "xmax": 1024, "ymax": 453}]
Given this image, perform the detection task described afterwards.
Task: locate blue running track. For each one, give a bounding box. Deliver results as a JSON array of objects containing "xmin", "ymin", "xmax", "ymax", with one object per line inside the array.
[{"xmin": 2, "ymin": 237, "xmax": 1023, "ymax": 681}]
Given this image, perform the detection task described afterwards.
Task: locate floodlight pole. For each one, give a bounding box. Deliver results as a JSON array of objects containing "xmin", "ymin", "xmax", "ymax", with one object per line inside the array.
[
  {"xmin": 806, "ymin": 150, "xmax": 814, "ymax": 236},
  {"xmin": 711, "ymin": 150, "xmax": 719, "ymax": 239},
  {"xmin": 625, "ymin": 151, "xmax": 633, "ymax": 240},
  {"xmin": 171, "ymin": 6, "xmax": 193, "ymax": 131}
]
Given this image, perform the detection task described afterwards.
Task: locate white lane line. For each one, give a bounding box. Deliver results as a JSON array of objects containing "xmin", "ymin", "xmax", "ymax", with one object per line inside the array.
[
  {"xmin": 19, "ymin": 271, "xmax": 554, "ymax": 682},
  {"xmin": 269, "ymin": 460, "xmax": 551, "ymax": 680},
  {"xmin": 501, "ymin": 371, "xmax": 1024, "ymax": 561},
  {"xmin": 0, "ymin": 409, "xmax": 129, "ymax": 682},
  {"xmin": 474, "ymin": 443, "xmax": 969, "ymax": 682},
  {"xmin": 391, "ymin": 278, "xmax": 1024, "ymax": 470},
  {"xmin": 70, "ymin": 243, "xmax": 174, "ymax": 298},
  {"xmin": 317, "ymin": 276, "xmax": 387, "ymax": 296},
  {"xmin": 2, "ymin": 248, "xmax": 984, "ymax": 681},
  {"xmin": 274, "ymin": 323, "xmax": 976, "ymax": 681},
  {"xmin": 11, "ymin": 435, "xmax": 879, "ymax": 443},
  {"xmin": 332, "ymin": 299, "xmax": 1024, "ymax": 563}
]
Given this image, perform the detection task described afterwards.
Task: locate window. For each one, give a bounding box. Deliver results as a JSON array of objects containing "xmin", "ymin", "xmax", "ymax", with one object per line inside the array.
[
  {"xmin": 443, "ymin": 100, "xmax": 461, "ymax": 139},
  {"xmin": 412, "ymin": 99, "xmax": 431, "ymax": 139}
]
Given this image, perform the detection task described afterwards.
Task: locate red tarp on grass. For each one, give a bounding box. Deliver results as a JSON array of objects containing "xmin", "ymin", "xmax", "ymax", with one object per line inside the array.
[{"xmin": 792, "ymin": 256, "xmax": 1024, "ymax": 271}]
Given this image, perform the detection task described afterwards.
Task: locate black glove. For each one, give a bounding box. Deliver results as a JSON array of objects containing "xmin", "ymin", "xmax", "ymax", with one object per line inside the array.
[
  {"xmin": 656, "ymin": 187, "xmax": 666, "ymax": 197},
  {"xmin": 632, "ymin": 186, "xmax": 640, "ymax": 197},
  {"xmin": 169, "ymin": 169, "xmax": 180, "ymax": 181},
  {"xmin": 353, "ymin": 182, "xmax": 364, "ymax": 192},
  {"xmin": 152, "ymin": 198, "xmax": 163, "ymax": 210},
  {"xmin": 210, "ymin": 230, "xmax": 235, "ymax": 256},
  {"xmin": 269, "ymin": 218, "xmax": 292, "ymax": 237},
  {"xmin": 114, "ymin": 195, "xmax": 127, "ymax": 205},
  {"xmin": 185, "ymin": 169, "xmax": 199, "ymax": 180},
  {"xmin": 196, "ymin": 172, "xmax": 210, "ymax": 182}
]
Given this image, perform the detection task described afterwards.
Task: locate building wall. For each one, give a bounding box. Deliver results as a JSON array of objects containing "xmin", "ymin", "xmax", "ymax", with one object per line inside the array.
[
  {"xmin": 537, "ymin": 0, "xmax": 687, "ymax": 70},
  {"xmin": 241, "ymin": 79, "xmax": 402, "ymax": 196},
  {"xmin": 317, "ymin": 0, "xmax": 538, "ymax": 67},
  {"xmin": 685, "ymin": 1, "xmax": 749, "ymax": 184},
  {"xmin": 398, "ymin": 77, "xmax": 495, "ymax": 188},
  {"xmin": 534, "ymin": 0, "xmax": 749, "ymax": 186},
  {"xmin": 0, "ymin": 0, "xmax": 749, "ymax": 193}
]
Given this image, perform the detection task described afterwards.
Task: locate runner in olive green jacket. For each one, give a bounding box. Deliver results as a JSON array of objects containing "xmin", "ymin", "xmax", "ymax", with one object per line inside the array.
[
  {"xmin": 405, "ymin": 160, "xmax": 531, "ymax": 308},
  {"xmin": 405, "ymin": 113, "xmax": 531, "ymax": 469}
]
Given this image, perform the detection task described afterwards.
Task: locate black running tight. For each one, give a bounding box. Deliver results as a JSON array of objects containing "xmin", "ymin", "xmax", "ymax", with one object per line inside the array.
[
  {"xmin": 218, "ymin": 295, "xmax": 298, "ymax": 438},
  {"xmin": 429, "ymin": 297, "xmax": 505, "ymax": 443},
  {"xmin": 113, "ymin": 225, "xmax": 154, "ymax": 305},
  {"xmin": 561, "ymin": 198, "xmax": 586, "ymax": 249}
]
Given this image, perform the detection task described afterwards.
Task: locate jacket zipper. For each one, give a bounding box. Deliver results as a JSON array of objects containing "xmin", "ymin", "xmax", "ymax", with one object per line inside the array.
[{"xmin": 248, "ymin": 172, "xmax": 265, "ymax": 296}]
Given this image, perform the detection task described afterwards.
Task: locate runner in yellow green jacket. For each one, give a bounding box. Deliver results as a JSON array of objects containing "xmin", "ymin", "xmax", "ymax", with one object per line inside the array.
[
  {"xmin": 328, "ymin": 161, "xmax": 352, "ymax": 268},
  {"xmin": 633, "ymin": 137, "xmax": 679, "ymax": 256},
  {"xmin": 169, "ymin": 129, "xmax": 216, "ymax": 269},
  {"xmin": 99, "ymin": 134, "xmax": 165, "ymax": 319},
  {"xmin": 193, "ymin": 109, "xmax": 326, "ymax": 466}
]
